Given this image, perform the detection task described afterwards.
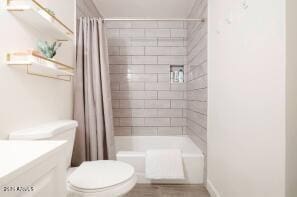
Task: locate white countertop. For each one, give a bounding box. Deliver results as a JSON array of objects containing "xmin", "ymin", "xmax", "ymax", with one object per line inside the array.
[{"xmin": 0, "ymin": 140, "xmax": 66, "ymax": 185}]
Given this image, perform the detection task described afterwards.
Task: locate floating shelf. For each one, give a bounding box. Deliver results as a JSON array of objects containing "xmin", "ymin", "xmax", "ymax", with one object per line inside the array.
[
  {"xmin": 6, "ymin": 50, "xmax": 74, "ymax": 81},
  {"xmin": 5, "ymin": 0, "xmax": 73, "ymax": 41}
]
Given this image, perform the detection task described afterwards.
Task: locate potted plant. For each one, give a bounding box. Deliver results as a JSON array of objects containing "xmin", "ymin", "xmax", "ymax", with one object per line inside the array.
[{"xmin": 37, "ymin": 41, "xmax": 62, "ymax": 68}]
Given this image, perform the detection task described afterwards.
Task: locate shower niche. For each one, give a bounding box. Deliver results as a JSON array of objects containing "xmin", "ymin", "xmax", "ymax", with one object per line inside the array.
[{"xmin": 170, "ymin": 65, "xmax": 184, "ymax": 83}]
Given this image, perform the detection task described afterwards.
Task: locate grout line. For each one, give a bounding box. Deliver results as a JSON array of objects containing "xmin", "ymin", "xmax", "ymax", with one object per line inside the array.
[
  {"xmin": 186, "ymin": 127, "xmax": 207, "ymax": 143},
  {"xmin": 187, "ymin": 34, "xmax": 207, "ymax": 55},
  {"xmin": 186, "ymin": 108, "xmax": 207, "ymax": 117}
]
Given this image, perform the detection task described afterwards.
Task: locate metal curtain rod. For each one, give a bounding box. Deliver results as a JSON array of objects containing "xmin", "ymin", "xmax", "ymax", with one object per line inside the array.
[{"xmin": 103, "ymin": 18, "xmax": 205, "ymax": 22}]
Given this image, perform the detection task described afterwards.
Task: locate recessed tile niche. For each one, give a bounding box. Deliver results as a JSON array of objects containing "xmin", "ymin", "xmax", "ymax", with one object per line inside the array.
[{"xmin": 170, "ymin": 65, "xmax": 184, "ymax": 84}]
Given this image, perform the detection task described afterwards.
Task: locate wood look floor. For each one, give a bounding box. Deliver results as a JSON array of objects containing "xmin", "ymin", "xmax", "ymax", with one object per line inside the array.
[{"xmin": 125, "ymin": 184, "xmax": 210, "ymax": 197}]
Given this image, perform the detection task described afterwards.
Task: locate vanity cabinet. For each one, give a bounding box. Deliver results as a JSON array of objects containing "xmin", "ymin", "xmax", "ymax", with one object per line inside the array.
[{"xmin": 0, "ymin": 141, "xmax": 67, "ymax": 197}]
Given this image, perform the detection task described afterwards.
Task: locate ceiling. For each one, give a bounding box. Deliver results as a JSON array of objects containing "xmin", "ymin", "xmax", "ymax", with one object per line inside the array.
[{"xmin": 92, "ymin": 0, "xmax": 197, "ymax": 18}]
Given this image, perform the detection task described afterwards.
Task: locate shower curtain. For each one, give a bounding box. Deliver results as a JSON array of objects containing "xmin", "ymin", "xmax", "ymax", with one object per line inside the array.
[{"xmin": 72, "ymin": 17, "xmax": 115, "ymax": 166}]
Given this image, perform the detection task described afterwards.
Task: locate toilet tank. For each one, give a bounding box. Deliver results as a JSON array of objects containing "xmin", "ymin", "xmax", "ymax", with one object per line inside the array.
[{"xmin": 9, "ymin": 120, "xmax": 78, "ymax": 168}]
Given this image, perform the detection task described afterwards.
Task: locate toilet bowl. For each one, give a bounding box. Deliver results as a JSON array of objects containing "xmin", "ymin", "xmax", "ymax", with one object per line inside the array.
[
  {"xmin": 9, "ymin": 120, "xmax": 137, "ymax": 197},
  {"xmin": 67, "ymin": 160, "xmax": 137, "ymax": 197}
]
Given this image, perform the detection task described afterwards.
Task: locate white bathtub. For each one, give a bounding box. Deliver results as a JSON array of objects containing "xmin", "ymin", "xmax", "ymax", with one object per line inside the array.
[{"xmin": 115, "ymin": 136, "xmax": 204, "ymax": 184}]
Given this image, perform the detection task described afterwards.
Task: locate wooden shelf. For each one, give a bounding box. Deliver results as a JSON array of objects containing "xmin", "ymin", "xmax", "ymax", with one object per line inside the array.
[
  {"xmin": 6, "ymin": 51, "xmax": 74, "ymax": 81},
  {"xmin": 5, "ymin": 0, "xmax": 73, "ymax": 41}
]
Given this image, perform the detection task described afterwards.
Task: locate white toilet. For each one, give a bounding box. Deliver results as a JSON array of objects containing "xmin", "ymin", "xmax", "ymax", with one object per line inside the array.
[{"xmin": 9, "ymin": 120, "xmax": 137, "ymax": 197}]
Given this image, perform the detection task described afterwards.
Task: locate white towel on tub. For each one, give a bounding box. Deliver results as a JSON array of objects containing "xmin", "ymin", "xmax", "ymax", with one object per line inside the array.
[{"xmin": 145, "ymin": 149, "xmax": 185, "ymax": 180}]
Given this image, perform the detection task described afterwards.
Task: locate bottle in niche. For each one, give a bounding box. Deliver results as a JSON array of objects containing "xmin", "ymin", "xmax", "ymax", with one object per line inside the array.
[
  {"xmin": 178, "ymin": 69, "xmax": 184, "ymax": 83},
  {"xmin": 174, "ymin": 70, "xmax": 179, "ymax": 82},
  {"xmin": 170, "ymin": 71, "xmax": 174, "ymax": 83}
]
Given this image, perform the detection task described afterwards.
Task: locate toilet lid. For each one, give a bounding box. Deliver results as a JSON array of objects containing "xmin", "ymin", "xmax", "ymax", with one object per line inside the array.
[{"xmin": 67, "ymin": 160, "xmax": 135, "ymax": 191}]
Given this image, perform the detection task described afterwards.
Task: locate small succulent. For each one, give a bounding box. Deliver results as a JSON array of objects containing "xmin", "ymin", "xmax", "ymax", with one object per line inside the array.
[{"xmin": 37, "ymin": 41, "xmax": 62, "ymax": 59}]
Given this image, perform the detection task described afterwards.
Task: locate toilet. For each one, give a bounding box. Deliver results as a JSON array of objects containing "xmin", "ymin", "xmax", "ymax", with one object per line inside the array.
[{"xmin": 9, "ymin": 120, "xmax": 137, "ymax": 197}]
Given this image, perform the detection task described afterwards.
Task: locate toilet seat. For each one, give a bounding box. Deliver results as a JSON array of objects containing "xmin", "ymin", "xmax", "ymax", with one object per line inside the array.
[
  {"xmin": 67, "ymin": 160, "xmax": 136, "ymax": 197},
  {"xmin": 67, "ymin": 174, "xmax": 137, "ymax": 196}
]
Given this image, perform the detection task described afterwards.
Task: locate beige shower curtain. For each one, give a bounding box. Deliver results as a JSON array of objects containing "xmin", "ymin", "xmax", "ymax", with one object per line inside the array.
[{"xmin": 72, "ymin": 17, "xmax": 115, "ymax": 166}]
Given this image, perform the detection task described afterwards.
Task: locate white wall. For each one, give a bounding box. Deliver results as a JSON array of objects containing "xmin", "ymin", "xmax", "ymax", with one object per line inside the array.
[
  {"xmin": 76, "ymin": 0, "xmax": 101, "ymax": 18},
  {"xmin": 286, "ymin": 0, "xmax": 297, "ymax": 196},
  {"xmin": 91, "ymin": 0, "xmax": 196, "ymax": 19},
  {"xmin": 208, "ymin": 0, "xmax": 286, "ymax": 197},
  {"xmin": 0, "ymin": 0, "xmax": 75, "ymax": 139}
]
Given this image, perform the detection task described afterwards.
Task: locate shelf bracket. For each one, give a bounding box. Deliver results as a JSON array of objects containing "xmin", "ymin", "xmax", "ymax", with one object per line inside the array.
[{"xmin": 26, "ymin": 65, "xmax": 72, "ymax": 81}]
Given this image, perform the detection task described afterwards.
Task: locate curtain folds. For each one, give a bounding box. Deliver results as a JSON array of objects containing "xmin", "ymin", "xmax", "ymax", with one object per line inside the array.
[{"xmin": 72, "ymin": 17, "xmax": 115, "ymax": 166}]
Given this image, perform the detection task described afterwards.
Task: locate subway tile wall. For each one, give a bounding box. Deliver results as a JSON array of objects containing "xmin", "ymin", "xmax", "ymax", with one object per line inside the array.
[
  {"xmin": 106, "ymin": 21, "xmax": 187, "ymax": 136},
  {"xmin": 185, "ymin": 0, "xmax": 208, "ymax": 154}
]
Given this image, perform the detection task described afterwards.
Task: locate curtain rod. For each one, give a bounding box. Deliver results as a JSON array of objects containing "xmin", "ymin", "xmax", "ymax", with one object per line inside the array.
[{"xmin": 103, "ymin": 18, "xmax": 205, "ymax": 22}]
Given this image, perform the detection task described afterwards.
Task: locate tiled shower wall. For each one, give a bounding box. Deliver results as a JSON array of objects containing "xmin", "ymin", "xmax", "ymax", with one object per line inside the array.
[
  {"xmin": 185, "ymin": 0, "xmax": 208, "ymax": 154},
  {"xmin": 105, "ymin": 21, "xmax": 187, "ymax": 136}
]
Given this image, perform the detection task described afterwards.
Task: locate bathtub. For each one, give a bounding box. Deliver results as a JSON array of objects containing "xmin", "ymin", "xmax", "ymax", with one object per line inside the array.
[{"xmin": 115, "ymin": 136, "xmax": 204, "ymax": 184}]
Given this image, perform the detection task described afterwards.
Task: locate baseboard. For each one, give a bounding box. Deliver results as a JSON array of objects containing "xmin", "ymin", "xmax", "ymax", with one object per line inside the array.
[{"xmin": 207, "ymin": 179, "xmax": 221, "ymax": 197}]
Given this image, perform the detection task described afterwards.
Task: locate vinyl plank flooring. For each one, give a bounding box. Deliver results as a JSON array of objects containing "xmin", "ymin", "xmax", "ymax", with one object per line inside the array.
[{"xmin": 125, "ymin": 184, "xmax": 210, "ymax": 197}]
